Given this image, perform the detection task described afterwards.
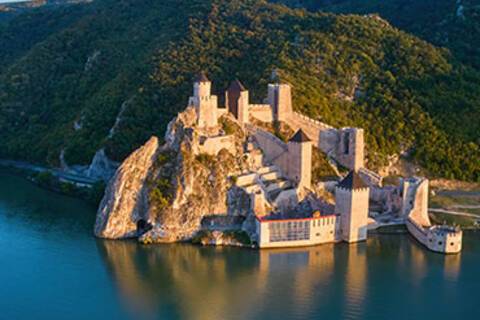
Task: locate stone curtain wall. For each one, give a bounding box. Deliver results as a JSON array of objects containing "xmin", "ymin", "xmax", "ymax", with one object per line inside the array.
[
  {"xmin": 247, "ymin": 125, "xmax": 289, "ymax": 175},
  {"xmin": 288, "ymin": 112, "xmax": 337, "ymax": 154},
  {"xmin": 287, "ymin": 113, "xmax": 365, "ymax": 171},
  {"xmin": 249, "ymin": 104, "xmax": 274, "ymax": 123},
  {"xmin": 358, "ymin": 168, "xmax": 383, "ymax": 187},
  {"xmin": 288, "ymin": 113, "xmax": 342, "ymax": 164}
]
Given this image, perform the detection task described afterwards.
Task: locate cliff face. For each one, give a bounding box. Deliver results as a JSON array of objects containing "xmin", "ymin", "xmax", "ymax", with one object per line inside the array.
[
  {"xmin": 94, "ymin": 136, "xmax": 161, "ymax": 239},
  {"xmin": 95, "ymin": 109, "xmax": 248, "ymax": 242}
]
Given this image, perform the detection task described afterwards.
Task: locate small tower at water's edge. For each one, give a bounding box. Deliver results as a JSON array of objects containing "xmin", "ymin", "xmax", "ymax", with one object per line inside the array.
[
  {"xmin": 335, "ymin": 171, "xmax": 370, "ymax": 243},
  {"xmin": 287, "ymin": 129, "xmax": 312, "ymax": 190},
  {"xmin": 189, "ymin": 72, "xmax": 218, "ymax": 128}
]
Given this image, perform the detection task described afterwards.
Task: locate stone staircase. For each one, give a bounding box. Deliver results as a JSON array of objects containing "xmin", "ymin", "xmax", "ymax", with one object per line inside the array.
[{"xmin": 234, "ymin": 139, "xmax": 294, "ymax": 211}]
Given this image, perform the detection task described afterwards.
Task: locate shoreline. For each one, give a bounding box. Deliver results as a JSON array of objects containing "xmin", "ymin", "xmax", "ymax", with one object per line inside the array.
[{"xmin": 0, "ymin": 161, "xmax": 105, "ymax": 206}]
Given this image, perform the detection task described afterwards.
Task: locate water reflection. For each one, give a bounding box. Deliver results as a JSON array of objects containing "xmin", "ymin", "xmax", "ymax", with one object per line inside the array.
[
  {"xmin": 444, "ymin": 254, "xmax": 461, "ymax": 281},
  {"xmin": 98, "ymin": 241, "xmax": 372, "ymax": 319},
  {"xmin": 342, "ymin": 245, "xmax": 367, "ymax": 320},
  {"xmin": 97, "ymin": 235, "xmax": 466, "ymax": 320}
]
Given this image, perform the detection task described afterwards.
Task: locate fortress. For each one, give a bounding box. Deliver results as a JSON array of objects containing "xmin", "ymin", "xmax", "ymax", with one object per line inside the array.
[{"xmin": 182, "ymin": 72, "xmax": 462, "ymax": 253}]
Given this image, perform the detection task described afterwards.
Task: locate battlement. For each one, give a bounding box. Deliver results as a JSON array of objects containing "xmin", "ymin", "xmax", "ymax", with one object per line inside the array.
[{"xmin": 292, "ymin": 112, "xmax": 334, "ymax": 130}]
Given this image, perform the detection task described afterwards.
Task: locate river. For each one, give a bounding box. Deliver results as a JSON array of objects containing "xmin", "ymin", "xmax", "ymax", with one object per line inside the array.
[{"xmin": 0, "ymin": 172, "xmax": 478, "ymax": 320}]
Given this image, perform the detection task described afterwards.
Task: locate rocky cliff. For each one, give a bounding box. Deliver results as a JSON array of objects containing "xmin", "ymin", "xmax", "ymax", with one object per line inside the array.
[
  {"xmin": 94, "ymin": 136, "xmax": 161, "ymax": 239},
  {"xmin": 95, "ymin": 109, "xmax": 249, "ymax": 242}
]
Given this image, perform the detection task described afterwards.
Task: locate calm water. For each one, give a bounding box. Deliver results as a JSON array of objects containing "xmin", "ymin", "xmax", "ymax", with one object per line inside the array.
[{"xmin": 0, "ymin": 172, "xmax": 478, "ymax": 320}]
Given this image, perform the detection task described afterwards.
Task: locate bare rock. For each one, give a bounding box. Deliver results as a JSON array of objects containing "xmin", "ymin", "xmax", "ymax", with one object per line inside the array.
[
  {"xmin": 94, "ymin": 136, "xmax": 160, "ymax": 239},
  {"xmin": 86, "ymin": 148, "xmax": 119, "ymax": 181}
]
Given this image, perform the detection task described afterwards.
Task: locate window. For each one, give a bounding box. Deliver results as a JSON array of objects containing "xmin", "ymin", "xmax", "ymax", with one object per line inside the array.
[
  {"xmin": 438, "ymin": 241, "xmax": 443, "ymax": 246},
  {"xmin": 450, "ymin": 242, "xmax": 455, "ymax": 246},
  {"xmin": 269, "ymin": 221, "xmax": 311, "ymax": 242},
  {"xmin": 343, "ymin": 132, "xmax": 350, "ymax": 155}
]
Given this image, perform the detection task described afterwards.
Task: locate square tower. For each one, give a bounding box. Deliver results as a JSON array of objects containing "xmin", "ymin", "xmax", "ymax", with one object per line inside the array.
[
  {"xmin": 335, "ymin": 171, "xmax": 370, "ymax": 243},
  {"xmin": 336, "ymin": 128, "xmax": 364, "ymax": 171},
  {"xmin": 268, "ymin": 83, "xmax": 292, "ymax": 122},
  {"xmin": 225, "ymin": 79, "xmax": 249, "ymax": 125},
  {"xmin": 287, "ymin": 129, "xmax": 312, "ymax": 190}
]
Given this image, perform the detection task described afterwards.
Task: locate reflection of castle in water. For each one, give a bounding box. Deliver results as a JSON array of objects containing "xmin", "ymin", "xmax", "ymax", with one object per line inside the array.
[{"xmin": 97, "ymin": 237, "xmax": 461, "ymax": 320}]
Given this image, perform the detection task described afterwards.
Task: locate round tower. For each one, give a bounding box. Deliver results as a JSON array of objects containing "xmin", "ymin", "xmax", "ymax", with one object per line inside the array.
[
  {"xmin": 335, "ymin": 171, "xmax": 370, "ymax": 243},
  {"xmin": 193, "ymin": 72, "xmax": 211, "ymax": 98},
  {"xmin": 190, "ymin": 72, "xmax": 218, "ymax": 128}
]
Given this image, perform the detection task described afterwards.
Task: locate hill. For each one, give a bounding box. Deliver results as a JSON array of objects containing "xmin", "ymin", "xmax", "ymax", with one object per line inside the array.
[
  {"xmin": 274, "ymin": 0, "xmax": 480, "ymax": 70},
  {"xmin": 0, "ymin": 0, "xmax": 478, "ymax": 181}
]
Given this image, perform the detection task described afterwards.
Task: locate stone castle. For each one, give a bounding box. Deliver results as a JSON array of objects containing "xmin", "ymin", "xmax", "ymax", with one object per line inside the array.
[
  {"xmin": 185, "ymin": 72, "xmax": 462, "ymax": 253},
  {"xmin": 95, "ymin": 72, "xmax": 462, "ymax": 254}
]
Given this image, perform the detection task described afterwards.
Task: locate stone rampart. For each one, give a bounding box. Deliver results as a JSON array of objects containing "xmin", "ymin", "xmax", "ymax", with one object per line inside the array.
[
  {"xmin": 288, "ymin": 112, "xmax": 337, "ymax": 153},
  {"xmin": 358, "ymin": 168, "xmax": 383, "ymax": 187},
  {"xmin": 249, "ymin": 104, "xmax": 274, "ymax": 123},
  {"xmin": 287, "ymin": 113, "xmax": 364, "ymax": 171},
  {"xmin": 246, "ymin": 125, "xmax": 289, "ymax": 175}
]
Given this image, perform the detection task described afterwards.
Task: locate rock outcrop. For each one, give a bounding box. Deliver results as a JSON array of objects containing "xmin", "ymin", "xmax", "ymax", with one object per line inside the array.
[
  {"xmin": 86, "ymin": 148, "xmax": 118, "ymax": 181},
  {"xmin": 95, "ymin": 109, "xmax": 249, "ymax": 242},
  {"xmin": 95, "ymin": 136, "xmax": 161, "ymax": 239}
]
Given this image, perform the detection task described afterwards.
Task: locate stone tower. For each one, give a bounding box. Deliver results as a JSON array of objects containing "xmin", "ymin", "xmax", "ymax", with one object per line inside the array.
[
  {"xmin": 337, "ymin": 128, "xmax": 364, "ymax": 171},
  {"xmin": 189, "ymin": 72, "xmax": 218, "ymax": 128},
  {"xmin": 287, "ymin": 129, "xmax": 312, "ymax": 190},
  {"xmin": 226, "ymin": 79, "xmax": 249, "ymax": 125},
  {"xmin": 335, "ymin": 171, "xmax": 370, "ymax": 243},
  {"xmin": 268, "ymin": 83, "xmax": 292, "ymax": 122}
]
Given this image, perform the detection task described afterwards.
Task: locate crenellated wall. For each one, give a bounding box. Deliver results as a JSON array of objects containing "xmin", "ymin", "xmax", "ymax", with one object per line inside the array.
[
  {"xmin": 287, "ymin": 113, "xmax": 364, "ymax": 171},
  {"xmin": 249, "ymin": 104, "xmax": 274, "ymax": 123}
]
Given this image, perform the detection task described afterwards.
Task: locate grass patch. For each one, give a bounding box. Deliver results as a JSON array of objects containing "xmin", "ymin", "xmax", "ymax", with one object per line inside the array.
[
  {"xmin": 312, "ymin": 149, "xmax": 339, "ymax": 183},
  {"xmin": 429, "ymin": 212, "xmax": 479, "ymax": 228}
]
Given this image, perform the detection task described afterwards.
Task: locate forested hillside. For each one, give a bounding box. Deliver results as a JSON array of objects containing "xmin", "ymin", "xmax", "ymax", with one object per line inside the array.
[
  {"xmin": 0, "ymin": 0, "xmax": 479, "ymax": 181},
  {"xmin": 275, "ymin": 0, "xmax": 480, "ymax": 69}
]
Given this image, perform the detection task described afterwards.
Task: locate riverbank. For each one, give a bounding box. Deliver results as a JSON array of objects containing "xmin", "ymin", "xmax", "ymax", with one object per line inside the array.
[{"xmin": 0, "ymin": 160, "xmax": 105, "ymax": 205}]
